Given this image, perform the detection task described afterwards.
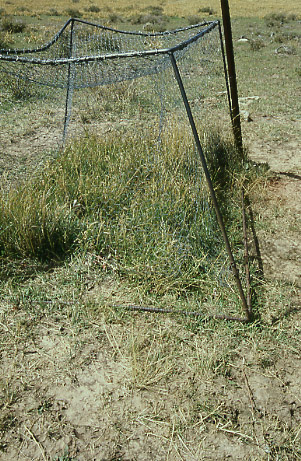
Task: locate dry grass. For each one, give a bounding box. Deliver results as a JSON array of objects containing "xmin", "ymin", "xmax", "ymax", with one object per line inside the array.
[{"xmin": 2, "ymin": 0, "xmax": 300, "ymax": 19}]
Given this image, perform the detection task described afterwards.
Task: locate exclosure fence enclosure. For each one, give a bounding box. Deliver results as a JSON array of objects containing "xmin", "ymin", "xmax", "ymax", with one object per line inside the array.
[
  {"xmin": 0, "ymin": 18, "xmax": 251, "ymax": 321},
  {"xmin": 0, "ymin": 19, "xmax": 231, "ymax": 162}
]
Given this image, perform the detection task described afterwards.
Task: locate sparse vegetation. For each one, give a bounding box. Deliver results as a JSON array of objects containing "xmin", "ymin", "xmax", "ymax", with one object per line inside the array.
[
  {"xmin": 187, "ymin": 15, "xmax": 202, "ymax": 25},
  {"xmin": 264, "ymin": 11, "xmax": 299, "ymax": 27},
  {"xmin": 199, "ymin": 6, "xmax": 216, "ymax": 16},
  {"xmin": 130, "ymin": 12, "xmax": 167, "ymax": 26},
  {"xmin": 250, "ymin": 37, "xmax": 265, "ymax": 51},
  {"xmin": 0, "ymin": 0, "xmax": 300, "ymax": 20},
  {"xmin": 86, "ymin": 5, "xmax": 100, "ymax": 13},
  {"xmin": 108, "ymin": 13, "xmax": 124, "ymax": 24},
  {"xmin": 0, "ymin": 31, "xmax": 11, "ymax": 49},
  {"xmin": 1, "ymin": 16, "xmax": 26, "ymax": 33},
  {"xmin": 47, "ymin": 8, "xmax": 60, "ymax": 16},
  {"xmin": 2, "ymin": 75, "xmax": 35, "ymax": 100},
  {"xmin": 65, "ymin": 8, "xmax": 82, "ymax": 18}
]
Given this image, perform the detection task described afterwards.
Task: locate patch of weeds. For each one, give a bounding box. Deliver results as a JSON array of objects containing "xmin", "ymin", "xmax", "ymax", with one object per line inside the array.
[
  {"xmin": 0, "ymin": 31, "xmax": 11, "ymax": 49},
  {"xmin": 87, "ymin": 81, "xmax": 152, "ymax": 118},
  {"xmin": 86, "ymin": 5, "xmax": 100, "ymax": 13},
  {"xmin": 203, "ymin": 131, "xmax": 244, "ymax": 194},
  {"xmin": 53, "ymin": 449, "xmax": 77, "ymax": 461},
  {"xmin": 47, "ymin": 9, "xmax": 60, "ymax": 17},
  {"xmin": 16, "ymin": 6, "xmax": 30, "ymax": 13},
  {"xmin": 2, "ymin": 75, "xmax": 35, "ymax": 100},
  {"xmin": 0, "ymin": 413, "xmax": 17, "ymax": 434},
  {"xmin": 143, "ymin": 6, "xmax": 164, "ymax": 16},
  {"xmin": 1, "ymin": 16, "xmax": 26, "ymax": 33},
  {"xmin": 199, "ymin": 7, "xmax": 216, "ymax": 16},
  {"xmin": 130, "ymin": 13, "xmax": 166, "ymax": 26},
  {"xmin": 37, "ymin": 399, "xmax": 53, "ymax": 414},
  {"xmin": 0, "ymin": 257, "xmax": 53, "ymax": 283},
  {"xmin": 98, "ymin": 35, "xmax": 120, "ymax": 52},
  {"xmin": 273, "ymin": 33, "xmax": 286, "ymax": 44},
  {"xmin": 187, "ymin": 15, "xmax": 202, "ymax": 25},
  {"xmin": 0, "ymin": 129, "xmax": 247, "ymax": 296},
  {"xmin": 264, "ymin": 12, "xmax": 299, "ymax": 28},
  {"xmin": 108, "ymin": 13, "xmax": 124, "ymax": 24},
  {"xmin": 144, "ymin": 23, "xmax": 168, "ymax": 33},
  {"xmin": 250, "ymin": 38, "xmax": 265, "ymax": 51},
  {"xmin": 65, "ymin": 8, "xmax": 82, "ymax": 18},
  {"xmin": 264, "ymin": 12, "xmax": 287, "ymax": 27},
  {"xmin": 286, "ymin": 13, "xmax": 299, "ymax": 21}
]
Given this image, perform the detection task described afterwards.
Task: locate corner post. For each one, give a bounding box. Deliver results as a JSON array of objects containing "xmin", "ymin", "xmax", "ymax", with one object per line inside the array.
[
  {"xmin": 63, "ymin": 18, "xmax": 75, "ymax": 145},
  {"xmin": 220, "ymin": 0, "xmax": 243, "ymax": 156}
]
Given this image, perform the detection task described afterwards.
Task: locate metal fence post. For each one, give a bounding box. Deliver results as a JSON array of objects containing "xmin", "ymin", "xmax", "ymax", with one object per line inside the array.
[
  {"xmin": 220, "ymin": 0, "xmax": 243, "ymax": 157},
  {"xmin": 63, "ymin": 18, "xmax": 75, "ymax": 145}
]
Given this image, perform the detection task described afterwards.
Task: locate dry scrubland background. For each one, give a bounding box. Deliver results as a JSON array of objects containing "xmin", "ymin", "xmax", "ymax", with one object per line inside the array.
[
  {"xmin": 2, "ymin": 0, "xmax": 300, "ymax": 18},
  {"xmin": 0, "ymin": 1, "xmax": 301, "ymax": 460}
]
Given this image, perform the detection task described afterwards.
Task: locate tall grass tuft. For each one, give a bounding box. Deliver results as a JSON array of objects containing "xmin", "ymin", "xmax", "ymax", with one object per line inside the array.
[{"xmin": 0, "ymin": 129, "xmax": 243, "ymax": 293}]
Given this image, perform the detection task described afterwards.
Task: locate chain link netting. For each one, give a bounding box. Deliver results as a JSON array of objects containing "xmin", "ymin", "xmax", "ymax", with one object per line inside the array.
[
  {"xmin": 0, "ymin": 19, "xmax": 251, "ymax": 318},
  {"xmin": 0, "ymin": 19, "xmax": 230, "ymax": 171}
]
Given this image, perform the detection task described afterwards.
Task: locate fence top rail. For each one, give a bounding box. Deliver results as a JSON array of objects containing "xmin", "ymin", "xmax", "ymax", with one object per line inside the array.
[{"xmin": 0, "ymin": 19, "xmax": 219, "ymax": 64}]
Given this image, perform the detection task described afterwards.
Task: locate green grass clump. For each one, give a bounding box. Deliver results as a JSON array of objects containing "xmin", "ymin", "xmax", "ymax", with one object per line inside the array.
[
  {"xmin": 0, "ymin": 130, "xmax": 244, "ymax": 294},
  {"xmin": 1, "ymin": 16, "xmax": 26, "ymax": 34},
  {"xmin": 199, "ymin": 7, "xmax": 216, "ymax": 15},
  {"xmin": 187, "ymin": 15, "xmax": 202, "ymax": 25},
  {"xmin": 264, "ymin": 12, "xmax": 299, "ymax": 27},
  {"xmin": 0, "ymin": 31, "xmax": 11, "ymax": 49},
  {"xmin": 65, "ymin": 8, "xmax": 82, "ymax": 18},
  {"xmin": 86, "ymin": 5, "xmax": 101, "ymax": 13}
]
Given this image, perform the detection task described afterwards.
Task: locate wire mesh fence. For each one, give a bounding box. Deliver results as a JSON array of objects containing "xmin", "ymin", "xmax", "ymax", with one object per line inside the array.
[
  {"xmin": 0, "ymin": 19, "xmax": 231, "ymax": 181},
  {"xmin": 0, "ymin": 19, "xmax": 250, "ymax": 320}
]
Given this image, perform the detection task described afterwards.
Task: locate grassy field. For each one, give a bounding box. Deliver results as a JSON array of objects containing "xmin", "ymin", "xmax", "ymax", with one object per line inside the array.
[
  {"xmin": 1, "ymin": 0, "xmax": 300, "ymax": 19},
  {"xmin": 0, "ymin": 2, "xmax": 300, "ymax": 460}
]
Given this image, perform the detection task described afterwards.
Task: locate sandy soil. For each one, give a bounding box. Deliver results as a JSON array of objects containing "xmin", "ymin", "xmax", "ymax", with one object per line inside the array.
[{"xmin": 247, "ymin": 132, "xmax": 301, "ymax": 288}]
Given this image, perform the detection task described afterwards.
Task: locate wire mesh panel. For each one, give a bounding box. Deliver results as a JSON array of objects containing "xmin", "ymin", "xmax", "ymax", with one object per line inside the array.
[
  {"xmin": 0, "ymin": 19, "xmax": 230, "ymax": 179},
  {"xmin": 0, "ymin": 19, "xmax": 249, "ymax": 320}
]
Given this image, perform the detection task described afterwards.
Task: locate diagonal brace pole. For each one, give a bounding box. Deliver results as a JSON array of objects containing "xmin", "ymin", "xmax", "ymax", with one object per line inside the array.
[{"xmin": 169, "ymin": 52, "xmax": 251, "ymax": 322}]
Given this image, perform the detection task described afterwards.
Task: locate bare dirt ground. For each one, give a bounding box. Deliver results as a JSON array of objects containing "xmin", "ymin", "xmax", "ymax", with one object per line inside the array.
[{"xmin": 247, "ymin": 138, "xmax": 301, "ymax": 288}]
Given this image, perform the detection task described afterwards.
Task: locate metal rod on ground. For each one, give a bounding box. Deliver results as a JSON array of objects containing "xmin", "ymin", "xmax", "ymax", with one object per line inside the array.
[
  {"xmin": 169, "ymin": 51, "xmax": 251, "ymax": 322},
  {"xmin": 242, "ymin": 189, "xmax": 252, "ymax": 314},
  {"xmin": 220, "ymin": 0, "xmax": 243, "ymax": 156},
  {"xmin": 111, "ymin": 304, "xmax": 249, "ymax": 323}
]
